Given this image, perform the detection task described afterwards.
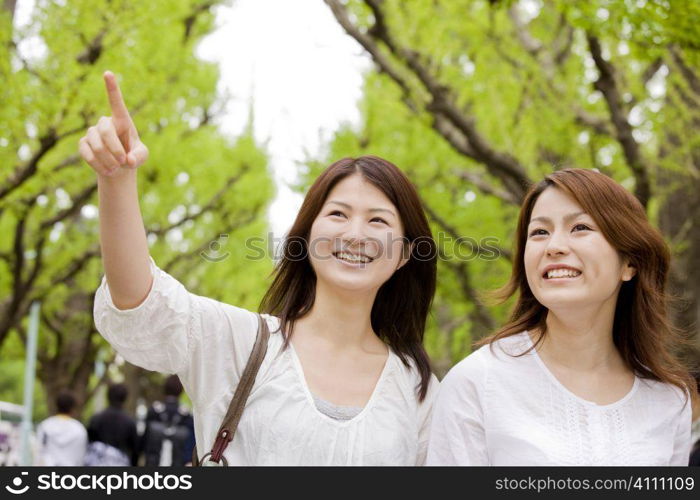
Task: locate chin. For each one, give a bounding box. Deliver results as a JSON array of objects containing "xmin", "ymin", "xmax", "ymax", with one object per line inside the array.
[
  {"xmin": 535, "ymin": 291, "xmax": 591, "ymax": 311},
  {"xmin": 328, "ymin": 280, "xmax": 378, "ymax": 295},
  {"xmin": 315, "ymin": 271, "xmax": 377, "ymax": 293}
]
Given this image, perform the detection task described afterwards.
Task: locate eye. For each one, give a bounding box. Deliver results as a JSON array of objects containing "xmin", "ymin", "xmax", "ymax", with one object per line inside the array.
[
  {"xmin": 328, "ymin": 210, "xmax": 346, "ymax": 218},
  {"xmin": 528, "ymin": 228, "xmax": 548, "ymax": 237},
  {"xmin": 370, "ymin": 217, "xmax": 388, "ymax": 225},
  {"xmin": 572, "ymin": 223, "xmax": 591, "ymax": 232}
]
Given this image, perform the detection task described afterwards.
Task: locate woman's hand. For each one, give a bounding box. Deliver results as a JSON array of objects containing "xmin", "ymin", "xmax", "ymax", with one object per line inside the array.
[{"xmin": 79, "ymin": 71, "xmax": 149, "ymax": 177}]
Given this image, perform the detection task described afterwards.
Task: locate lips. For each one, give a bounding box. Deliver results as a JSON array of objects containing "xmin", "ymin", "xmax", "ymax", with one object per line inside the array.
[
  {"xmin": 541, "ymin": 265, "xmax": 582, "ymax": 280},
  {"xmin": 332, "ymin": 251, "xmax": 374, "ymax": 264}
]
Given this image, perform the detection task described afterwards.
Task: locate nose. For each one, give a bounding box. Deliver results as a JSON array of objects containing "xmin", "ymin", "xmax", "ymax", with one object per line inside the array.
[
  {"xmin": 545, "ymin": 229, "xmax": 569, "ymax": 257},
  {"xmin": 339, "ymin": 216, "xmax": 369, "ymax": 248}
]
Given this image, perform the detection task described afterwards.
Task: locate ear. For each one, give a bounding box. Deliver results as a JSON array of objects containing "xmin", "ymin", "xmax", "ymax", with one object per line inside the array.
[
  {"xmin": 621, "ymin": 261, "xmax": 636, "ymax": 282},
  {"xmin": 395, "ymin": 240, "xmax": 413, "ymax": 271}
]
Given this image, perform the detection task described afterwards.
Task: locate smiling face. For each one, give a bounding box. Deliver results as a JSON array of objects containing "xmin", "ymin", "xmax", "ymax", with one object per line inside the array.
[
  {"xmin": 307, "ymin": 173, "xmax": 409, "ymax": 293},
  {"xmin": 524, "ymin": 187, "xmax": 636, "ymax": 312}
]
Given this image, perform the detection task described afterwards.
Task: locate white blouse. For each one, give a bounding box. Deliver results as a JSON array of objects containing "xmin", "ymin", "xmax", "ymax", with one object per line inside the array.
[
  {"xmin": 93, "ymin": 258, "xmax": 438, "ymax": 465},
  {"xmin": 426, "ymin": 331, "xmax": 692, "ymax": 466}
]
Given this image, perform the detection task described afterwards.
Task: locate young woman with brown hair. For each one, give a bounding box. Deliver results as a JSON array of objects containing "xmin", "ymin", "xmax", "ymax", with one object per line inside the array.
[
  {"xmin": 84, "ymin": 72, "xmax": 438, "ymax": 465},
  {"xmin": 427, "ymin": 168, "xmax": 697, "ymax": 465}
]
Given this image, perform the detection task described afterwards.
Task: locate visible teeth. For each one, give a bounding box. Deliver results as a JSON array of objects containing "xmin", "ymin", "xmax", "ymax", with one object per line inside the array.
[
  {"xmin": 335, "ymin": 252, "xmax": 371, "ymax": 263},
  {"xmin": 546, "ymin": 268, "xmax": 581, "ymax": 279}
]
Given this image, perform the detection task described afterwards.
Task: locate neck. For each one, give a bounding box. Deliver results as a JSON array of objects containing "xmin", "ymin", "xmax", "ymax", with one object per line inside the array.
[
  {"xmin": 293, "ymin": 278, "xmax": 382, "ymax": 352},
  {"xmin": 535, "ymin": 298, "xmax": 623, "ymax": 372}
]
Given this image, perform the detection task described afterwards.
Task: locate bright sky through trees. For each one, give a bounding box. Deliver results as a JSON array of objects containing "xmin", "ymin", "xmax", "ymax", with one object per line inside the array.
[
  {"xmin": 14, "ymin": 0, "xmax": 370, "ymax": 237},
  {"xmin": 197, "ymin": 0, "xmax": 369, "ymax": 236}
]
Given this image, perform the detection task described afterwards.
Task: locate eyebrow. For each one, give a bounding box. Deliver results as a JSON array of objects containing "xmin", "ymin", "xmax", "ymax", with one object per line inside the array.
[
  {"xmin": 529, "ymin": 211, "xmax": 588, "ymax": 225},
  {"xmin": 326, "ymin": 200, "xmax": 396, "ymax": 217}
]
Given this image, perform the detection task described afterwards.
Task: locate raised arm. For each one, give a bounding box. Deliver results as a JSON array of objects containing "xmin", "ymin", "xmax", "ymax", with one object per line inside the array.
[
  {"xmin": 86, "ymin": 72, "xmax": 262, "ymax": 405},
  {"xmin": 79, "ymin": 71, "xmax": 151, "ymax": 310}
]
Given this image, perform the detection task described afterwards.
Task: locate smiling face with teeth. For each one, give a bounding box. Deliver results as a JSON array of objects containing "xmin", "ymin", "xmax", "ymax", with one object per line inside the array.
[
  {"xmin": 262, "ymin": 156, "xmax": 437, "ymax": 402},
  {"xmin": 307, "ymin": 173, "xmax": 410, "ymax": 293},
  {"xmin": 524, "ymin": 187, "xmax": 636, "ymax": 312},
  {"xmin": 486, "ymin": 169, "xmax": 696, "ymax": 407}
]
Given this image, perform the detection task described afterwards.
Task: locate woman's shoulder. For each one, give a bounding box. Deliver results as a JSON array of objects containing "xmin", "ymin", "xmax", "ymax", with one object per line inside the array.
[
  {"xmin": 442, "ymin": 345, "xmax": 489, "ymax": 386},
  {"xmin": 485, "ymin": 330, "xmax": 533, "ymax": 358},
  {"xmin": 453, "ymin": 331, "xmax": 530, "ymax": 368},
  {"xmin": 184, "ymin": 300, "xmax": 285, "ymax": 371},
  {"xmin": 259, "ymin": 312, "xmax": 283, "ymax": 336},
  {"xmin": 191, "ymin": 297, "xmax": 284, "ymax": 338},
  {"xmin": 635, "ymin": 376, "xmax": 692, "ymax": 408},
  {"xmin": 441, "ymin": 331, "xmax": 532, "ymax": 386},
  {"xmin": 635, "ymin": 377, "xmax": 694, "ymax": 431}
]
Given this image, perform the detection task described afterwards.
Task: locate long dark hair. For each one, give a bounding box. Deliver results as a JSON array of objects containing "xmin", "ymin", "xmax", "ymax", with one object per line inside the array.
[
  {"xmin": 260, "ymin": 156, "xmax": 437, "ymax": 401},
  {"xmin": 481, "ymin": 168, "xmax": 697, "ymax": 403}
]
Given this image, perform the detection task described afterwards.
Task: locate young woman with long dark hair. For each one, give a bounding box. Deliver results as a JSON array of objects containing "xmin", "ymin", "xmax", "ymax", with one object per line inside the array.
[
  {"xmin": 427, "ymin": 168, "xmax": 697, "ymax": 466},
  {"xmin": 84, "ymin": 72, "xmax": 438, "ymax": 465}
]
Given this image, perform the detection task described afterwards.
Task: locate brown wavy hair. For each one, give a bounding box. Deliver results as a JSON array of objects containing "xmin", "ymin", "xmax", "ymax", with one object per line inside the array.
[
  {"xmin": 260, "ymin": 156, "xmax": 437, "ymax": 401},
  {"xmin": 480, "ymin": 168, "xmax": 697, "ymax": 404}
]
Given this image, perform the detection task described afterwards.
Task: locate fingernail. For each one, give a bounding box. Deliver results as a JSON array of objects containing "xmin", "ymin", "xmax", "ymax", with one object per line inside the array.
[{"xmin": 119, "ymin": 156, "xmax": 126, "ymax": 164}]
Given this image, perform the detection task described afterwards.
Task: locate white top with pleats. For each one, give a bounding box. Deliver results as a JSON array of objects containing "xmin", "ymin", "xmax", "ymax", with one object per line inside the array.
[
  {"xmin": 426, "ymin": 331, "xmax": 692, "ymax": 466},
  {"xmin": 93, "ymin": 258, "xmax": 438, "ymax": 465}
]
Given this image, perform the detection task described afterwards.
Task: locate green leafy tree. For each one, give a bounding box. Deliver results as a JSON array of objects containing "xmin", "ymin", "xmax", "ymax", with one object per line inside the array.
[
  {"xmin": 319, "ymin": 0, "xmax": 700, "ymax": 373},
  {"xmin": 0, "ymin": 0, "xmax": 274, "ymax": 415}
]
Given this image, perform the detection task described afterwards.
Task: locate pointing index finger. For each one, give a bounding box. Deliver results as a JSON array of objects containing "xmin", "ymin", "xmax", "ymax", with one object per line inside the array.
[{"xmin": 103, "ymin": 71, "xmax": 131, "ymax": 123}]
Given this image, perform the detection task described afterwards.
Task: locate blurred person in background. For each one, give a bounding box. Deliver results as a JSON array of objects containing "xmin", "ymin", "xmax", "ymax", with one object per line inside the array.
[
  {"xmin": 86, "ymin": 383, "xmax": 138, "ymax": 466},
  {"xmin": 140, "ymin": 375, "xmax": 194, "ymax": 466},
  {"xmin": 35, "ymin": 391, "xmax": 87, "ymax": 466}
]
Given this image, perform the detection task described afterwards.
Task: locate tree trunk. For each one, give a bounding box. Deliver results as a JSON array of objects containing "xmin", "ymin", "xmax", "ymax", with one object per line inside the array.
[
  {"xmin": 3, "ymin": 0, "xmax": 17, "ymax": 21},
  {"xmin": 122, "ymin": 363, "xmax": 163, "ymax": 416},
  {"xmin": 658, "ymin": 175, "xmax": 700, "ymax": 356}
]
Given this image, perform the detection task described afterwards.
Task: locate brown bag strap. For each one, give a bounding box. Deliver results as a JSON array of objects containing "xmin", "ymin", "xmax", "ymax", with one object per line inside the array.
[{"xmin": 193, "ymin": 313, "xmax": 270, "ymax": 466}]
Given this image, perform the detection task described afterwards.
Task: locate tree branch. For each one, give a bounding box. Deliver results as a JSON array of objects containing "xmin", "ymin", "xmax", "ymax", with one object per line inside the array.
[
  {"xmin": 508, "ymin": 4, "xmax": 542, "ymax": 56},
  {"xmin": 183, "ymin": 1, "xmax": 217, "ymax": 43},
  {"xmin": 53, "ymin": 154, "xmax": 82, "ymax": 173},
  {"xmin": 423, "ymin": 201, "xmax": 512, "ymax": 262},
  {"xmin": 147, "ymin": 167, "xmax": 249, "ymax": 237},
  {"xmin": 325, "ymin": 0, "xmax": 532, "ymax": 201},
  {"xmin": 436, "ymin": 247, "xmax": 496, "ymax": 339},
  {"xmin": 76, "ymin": 29, "xmax": 106, "ymax": 65},
  {"xmin": 0, "ymin": 124, "xmax": 87, "ymax": 203},
  {"xmin": 0, "ymin": 129, "xmax": 58, "ymax": 201},
  {"xmin": 573, "ymin": 108, "xmax": 615, "ymax": 136},
  {"xmin": 162, "ymin": 209, "xmax": 260, "ymax": 277},
  {"xmin": 587, "ymin": 33, "xmax": 651, "ymax": 206},
  {"xmin": 322, "ymin": 0, "xmax": 417, "ymax": 109},
  {"xmin": 35, "ymin": 246, "xmax": 101, "ymax": 303},
  {"xmin": 39, "ymin": 183, "xmax": 98, "ymax": 231},
  {"xmin": 669, "ymin": 45, "xmax": 700, "ymax": 96},
  {"xmin": 40, "ymin": 310, "xmax": 65, "ymax": 364},
  {"xmin": 642, "ymin": 57, "xmax": 664, "ymax": 87},
  {"xmin": 552, "ymin": 16, "xmax": 574, "ymax": 66},
  {"xmin": 0, "ymin": 217, "xmax": 30, "ymax": 346},
  {"xmin": 452, "ymin": 168, "xmax": 520, "ymax": 205}
]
